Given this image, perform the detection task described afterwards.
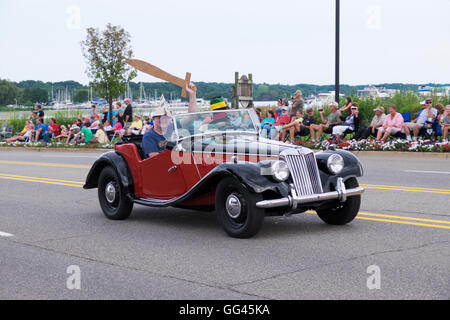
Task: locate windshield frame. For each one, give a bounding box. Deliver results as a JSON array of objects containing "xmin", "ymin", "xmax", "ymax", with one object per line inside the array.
[{"xmin": 172, "ymin": 108, "xmax": 261, "ymax": 142}]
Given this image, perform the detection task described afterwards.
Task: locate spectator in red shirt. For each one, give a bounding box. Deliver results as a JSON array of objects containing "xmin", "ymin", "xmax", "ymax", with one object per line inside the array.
[{"xmin": 270, "ymin": 107, "xmax": 291, "ymax": 140}]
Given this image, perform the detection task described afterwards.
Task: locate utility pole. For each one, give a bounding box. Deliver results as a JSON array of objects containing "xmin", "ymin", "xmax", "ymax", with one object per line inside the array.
[{"xmin": 335, "ymin": 0, "xmax": 340, "ymax": 104}]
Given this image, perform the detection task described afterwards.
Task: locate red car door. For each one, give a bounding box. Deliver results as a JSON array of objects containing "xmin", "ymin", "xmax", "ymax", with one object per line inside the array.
[{"xmin": 140, "ymin": 149, "xmax": 187, "ymax": 198}]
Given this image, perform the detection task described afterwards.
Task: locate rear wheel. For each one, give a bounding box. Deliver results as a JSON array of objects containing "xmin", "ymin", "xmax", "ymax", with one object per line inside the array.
[
  {"xmin": 215, "ymin": 177, "xmax": 265, "ymax": 238},
  {"xmin": 317, "ymin": 178, "xmax": 361, "ymax": 225},
  {"xmin": 98, "ymin": 166, "xmax": 133, "ymax": 220}
]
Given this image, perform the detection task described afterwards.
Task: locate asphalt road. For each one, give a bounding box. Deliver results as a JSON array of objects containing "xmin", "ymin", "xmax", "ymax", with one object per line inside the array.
[{"xmin": 0, "ymin": 150, "xmax": 449, "ymax": 300}]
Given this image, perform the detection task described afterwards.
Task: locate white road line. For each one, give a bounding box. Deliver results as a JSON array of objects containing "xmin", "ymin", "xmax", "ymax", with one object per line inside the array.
[
  {"xmin": 0, "ymin": 231, "xmax": 14, "ymax": 237},
  {"xmin": 404, "ymin": 170, "xmax": 450, "ymax": 175}
]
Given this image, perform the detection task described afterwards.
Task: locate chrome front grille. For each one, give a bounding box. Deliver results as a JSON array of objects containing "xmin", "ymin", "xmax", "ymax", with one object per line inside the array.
[{"xmin": 284, "ymin": 152, "xmax": 323, "ymax": 196}]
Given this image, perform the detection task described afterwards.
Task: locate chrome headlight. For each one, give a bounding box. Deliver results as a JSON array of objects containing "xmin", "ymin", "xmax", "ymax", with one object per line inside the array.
[
  {"xmin": 271, "ymin": 160, "xmax": 290, "ymax": 182},
  {"xmin": 327, "ymin": 154, "xmax": 344, "ymax": 175}
]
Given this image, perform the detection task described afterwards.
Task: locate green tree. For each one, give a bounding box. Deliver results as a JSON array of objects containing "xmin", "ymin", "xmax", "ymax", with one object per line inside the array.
[
  {"xmin": 73, "ymin": 89, "xmax": 89, "ymax": 103},
  {"xmin": 21, "ymin": 87, "xmax": 49, "ymax": 104},
  {"xmin": 81, "ymin": 24, "xmax": 136, "ymax": 120},
  {"xmin": 0, "ymin": 80, "xmax": 19, "ymax": 106}
]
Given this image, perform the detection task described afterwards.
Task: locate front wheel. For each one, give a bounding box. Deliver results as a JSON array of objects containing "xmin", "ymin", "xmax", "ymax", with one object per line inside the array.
[
  {"xmin": 98, "ymin": 166, "xmax": 133, "ymax": 220},
  {"xmin": 317, "ymin": 178, "xmax": 361, "ymax": 225},
  {"xmin": 215, "ymin": 177, "xmax": 265, "ymax": 238}
]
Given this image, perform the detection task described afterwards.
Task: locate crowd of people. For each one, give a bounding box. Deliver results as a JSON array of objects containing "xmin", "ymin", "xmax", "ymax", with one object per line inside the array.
[
  {"xmin": 3, "ymin": 89, "xmax": 450, "ymax": 147},
  {"xmin": 259, "ymin": 92, "xmax": 450, "ymax": 144},
  {"xmin": 4, "ymin": 98, "xmax": 156, "ymax": 145}
]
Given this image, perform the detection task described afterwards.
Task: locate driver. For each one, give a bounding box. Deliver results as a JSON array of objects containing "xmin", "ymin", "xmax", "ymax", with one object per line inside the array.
[
  {"xmin": 143, "ymin": 83, "xmax": 197, "ymax": 159},
  {"xmin": 142, "ymin": 106, "xmax": 173, "ymax": 159}
]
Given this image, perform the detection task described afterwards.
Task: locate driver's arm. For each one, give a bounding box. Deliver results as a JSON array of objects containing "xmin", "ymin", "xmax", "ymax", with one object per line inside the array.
[
  {"xmin": 147, "ymin": 152, "xmax": 159, "ymax": 159},
  {"xmin": 186, "ymin": 83, "xmax": 197, "ymax": 113}
]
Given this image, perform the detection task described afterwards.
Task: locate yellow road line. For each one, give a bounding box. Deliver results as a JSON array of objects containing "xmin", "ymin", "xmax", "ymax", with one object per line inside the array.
[
  {"xmin": 362, "ymin": 187, "xmax": 450, "ymax": 195},
  {"xmin": 361, "ymin": 184, "xmax": 450, "ymax": 193},
  {"xmin": 358, "ymin": 212, "xmax": 450, "ymax": 225},
  {"xmin": 0, "ymin": 176, "xmax": 84, "ymax": 188},
  {"xmin": 0, "ymin": 160, "xmax": 90, "ymax": 169},
  {"xmin": 355, "ymin": 216, "xmax": 450, "ymax": 230},
  {"xmin": 306, "ymin": 211, "xmax": 450, "ymax": 230},
  {"xmin": 0, "ymin": 173, "xmax": 84, "ymax": 185}
]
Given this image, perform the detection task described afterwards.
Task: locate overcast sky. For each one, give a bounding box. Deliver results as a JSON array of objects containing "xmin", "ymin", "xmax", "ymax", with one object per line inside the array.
[{"xmin": 1, "ymin": 0, "xmax": 449, "ymax": 85}]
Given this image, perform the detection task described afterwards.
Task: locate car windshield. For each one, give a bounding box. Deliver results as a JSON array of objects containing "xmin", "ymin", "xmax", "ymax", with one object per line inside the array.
[{"xmin": 173, "ymin": 109, "xmax": 260, "ymax": 141}]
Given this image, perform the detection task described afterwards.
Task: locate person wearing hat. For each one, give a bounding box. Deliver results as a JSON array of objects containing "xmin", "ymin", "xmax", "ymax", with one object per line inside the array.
[
  {"xmin": 142, "ymin": 106, "xmax": 173, "ymax": 159},
  {"xmin": 209, "ymin": 96, "xmax": 230, "ymax": 125},
  {"xmin": 354, "ymin": 106, "xmax": 386, "ymax": 140},
  {"xmin": 402, "ymin": 98, "xmax": 437, "ymax": 141},
  {"xmin": 126, "ymin": 114, "xmax": 144, "ymax": 135}
]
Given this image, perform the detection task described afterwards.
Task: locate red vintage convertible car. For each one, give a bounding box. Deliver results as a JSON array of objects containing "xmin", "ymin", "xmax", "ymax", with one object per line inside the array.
[{"xmin": 84, "ymin": 109, "xmax": 364, "ymax": 238}]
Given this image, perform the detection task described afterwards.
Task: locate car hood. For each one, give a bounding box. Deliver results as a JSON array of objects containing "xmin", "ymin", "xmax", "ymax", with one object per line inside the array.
[{"xmin": 191, "ymin": 135, "xmax": 309, "ymax": 157}]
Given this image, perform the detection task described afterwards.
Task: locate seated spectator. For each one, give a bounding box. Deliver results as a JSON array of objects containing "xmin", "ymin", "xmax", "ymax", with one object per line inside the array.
[
  {"xmin": 432, "ymin": 104, "xmax": 445, "ymax": 140},
  {"xmin": 282, "ymin": 107, "xmax": 316, "ymax": 143},
  {"xmin": 6, "ymin": 121, "xmax": 33, "ymax": 143},
  {"xmin": 403, "ymin": 98, "xmax": 437, "ymax": 141},
  {"xmin": 54, "ymin": 125, "xmax": 69, "ymax": 141},
  {"xmin": 113, "ymin": 120, "xmax": 123, "ymax": 134},
  {"xmin": 310, "ymin": 102, "xmax": 342, "ymax": 142},
  {"xmin": 376, "ymin": 105, "xmax": 404, "ymax": 141},
  {"xmin": 280, "ymin": 110, "xmax": 303, "ymax": 142},
  {"xmin": 126, "ymin": 114, "xmax": 143, "ymax": 135},
  {"xmin": 441, "ymin": 105, "xmax": 450, "ymax": 142},
  {"xmin": 354, "ymin": 106, "xmax": 386, "ymax": 140},
  {"xmin": 332, "ymin": 103, "xmax": 360, "ymax": 143},
  {"xmin": 66, "ymin": 121, "xmax": 81, "ymax": 144},
  {"xmin": 260, "ymin": 110, "xmax": 276, "ymax": 139},
  {"xmin": 89, "ymin": 115, "xmax": 101, "ymax": 132},
  {"xmin": 141, "ymin": 115, "xmax": 153, "ymax": 135},
  {"xmin": 31, "ymin": 118, "xmax": 47, "ymax": 142},
  {"xmin": 270, "ymin": 107, "xmax": 291, "ymax": 140},
  {"xmin": 75, "ymin": 123, "xmax": 93, "ymax": 144},
  {"xmin": 103, "ymin": 120, "xmax": 114, "ymax": 134},
  {"xmin": 91, "ymin": 124, "xmax": 110, "ymax": 144},
  {"xmin": 43, "ymin": 118, "xmax": 60, "ymax": 142}
]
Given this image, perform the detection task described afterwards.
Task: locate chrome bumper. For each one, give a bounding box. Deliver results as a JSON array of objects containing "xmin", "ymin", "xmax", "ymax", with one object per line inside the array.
[{"xmin": 256, "ymin": 177, "xmax": 365, "ymax": 209}]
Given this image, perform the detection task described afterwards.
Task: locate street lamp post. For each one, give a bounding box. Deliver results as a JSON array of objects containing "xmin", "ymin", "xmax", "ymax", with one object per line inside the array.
[{"xmin": 335, "ymin": 0, "xmax": 340, "ymax": 104}]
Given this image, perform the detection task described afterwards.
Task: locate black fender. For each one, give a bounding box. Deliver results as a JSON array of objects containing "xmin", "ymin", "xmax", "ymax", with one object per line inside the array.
[
  {"xmin": 83, "ymin": 151, "xmax": 134, "ymax": 191},
  {"xmin": 212, "ymin": 162, "xmax": 291, "ymax": 197},
  {"xmin": 315, "ymin": 150, "xmax": 363, "ymax": 192}
]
